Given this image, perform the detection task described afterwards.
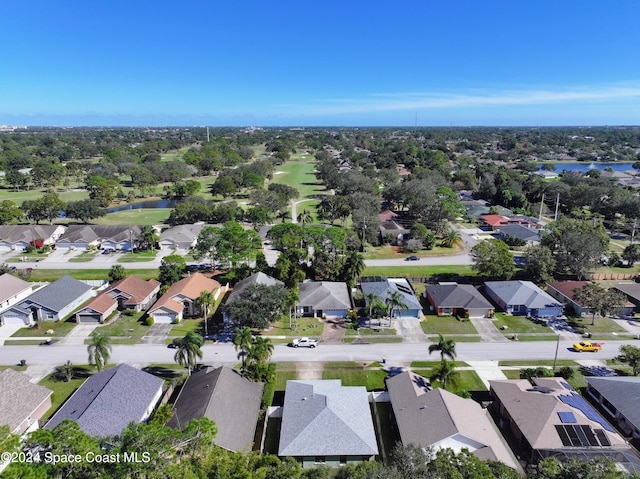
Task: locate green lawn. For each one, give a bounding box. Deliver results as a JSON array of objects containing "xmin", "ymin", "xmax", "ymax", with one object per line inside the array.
[
  {"xmin": 411, "ymin": 361, "xmax": 468, "ymax": 368},
  {"xmin": 28, "ymin": 268, "xmax": 159, "ymax": 282},
  {"xmin": 493, "ymin": 313, "xmax": 554, "ymax": 334},
  {"xmin": 412, "ymin": 369, "xmax": 487, "ymax": 392},
  {"xmin": 11, "ymin": 320, "xmax": 76, "ymax": 338},
  {"xmin": 362, "ymin": 265, "xmax": 475, "ymax": 278},
  {"xmin": 93, "ymin": 208, "xmax": 172, "ymax": 226},
  {"xmin": 565, "ymin": 316, "xmax": 627, "ymax": 333},
  {"xmin": 39, "ymin": 367, "xmax": 96, "ymax": 419},
  {"xmin": 117, "ymin": 250, "xmax": 158, "ymax": 262},
  {"xmin": 420, "ymin": 315, "xmax": 479, "ymax": 335},
  {"xmin": 322, "ymin": 368, "xmax": 387, "ymax": 391},
  {"xmin": 170, "ymin": 319, "xmax": 203, "ymax": 336},
  {"xmin": 363, "ymin": 245, "xmax": 463, "ymax": 260},
  {"xmin": 0, "ymin": 187, "xmax": 89, "ymax": 206},
  {"xmin": 68, "ymin": 252, "xmax": 99, "ymax": 262},
  {"xmin": 274, "ymin": 369, "xmax": 298, "ymax": 391},
  {"xmin": 97, "ymin": 311, "xmax": 149, "ymax": 338},
  {"xmin": 498, "ymin": 360, "xmax": 579, "ymax": 367},
  {"xmin": 263, "ymin": 317, "xmax": 324, "ymax": 337}
]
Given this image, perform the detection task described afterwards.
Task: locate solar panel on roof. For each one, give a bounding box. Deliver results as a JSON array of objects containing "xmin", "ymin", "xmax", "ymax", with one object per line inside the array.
[
  {"xmin": 595, "ymin": 429, "xmax": 611, "ymax": 446},
  {"xmin": 580, "ymin": 425, "xmax": 600, "ymax": 446},
  {"xmin": 565, "ymin": 425, "xmax": 582, "ymax": 446},
  {"xmin": 555, "ymin": 425, "xmax": 572, "ymax": 446},
  {"xmin": 561, "ymin": 381, "xmax": 574, "ymax": 391},
  {"xmin": 558, "ymin": 411, "xmax": 577, "ymax": 423},
  {"xmin": 558, "ymin": 393, "xmax": 616, "ymax": 433},
  {"xmin": 575, "ymin": 425, "xmax": 590, "ymax": 446}
]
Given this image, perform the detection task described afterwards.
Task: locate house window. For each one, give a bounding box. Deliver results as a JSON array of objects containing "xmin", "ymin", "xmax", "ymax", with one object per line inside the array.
[
  {"xmin": 339, "ymin": 456, "xmax": 347, "ymax": 465},
  {"xmin": 443, "ymin": 308, "xmax": 452, "ymax": 315},
  {"xmin": 315, "ymin": 456, "xmax": 325, "ymax": 464}
]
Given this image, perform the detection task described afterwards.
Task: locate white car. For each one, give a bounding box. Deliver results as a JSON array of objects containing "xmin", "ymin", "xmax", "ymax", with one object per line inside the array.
[{"xmin": 292, "ymin": 337, "xmax": 318, "ymax": 348}]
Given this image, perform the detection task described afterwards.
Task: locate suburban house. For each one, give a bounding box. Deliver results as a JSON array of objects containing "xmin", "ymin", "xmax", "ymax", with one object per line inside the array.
[
  {"xmin": 278, "ymin": 380, "xmax": 378, "ymax": 468},
  {"xmin": 484, "ymin": 281, "xmax": 564, "ymax": 318},
  {"xmin": 0, "ymin": 276, "xmax": 94, "ymax": 325},
  {"xmin": 0, "ymin": 274, "xmax": 33, "ymax": 325},
  {"xmin": 495, "ymin": 224, "xmax": 540, "ymax": 245},
  {"xmin": 613, "ymin": 283, "xmax": 640, "ymax": 313},
  {"xmin": 147, "ymin": 272, "xmax": 223, "ymax": 323},
  {"xmin": 296, "ymin": 281, "xmax": 351, "ymax": 318},
  {"xmin": 546, "ymin": 281, "xmax": 592, "ymax": 317},
  {"xmin": 45, "ymin": 364, "xmax": 163, "ymax": 437},
  {"xmin": 424, "ymin": 283, "xmax": 494, "ymax": 318},
  {"xmin": 360, "ymin": 276, "xmax": 422, "ymax": 319},
  {"xmin": 168, "ymin": 366, "xmax": 263, "ymax": 452},
  {"xmin": 479, "ymin": 214, "xmax": 530, "ymax": 231},
  {"xmin": 159, "ymin": 223, "xmax": 206, "ymax": 250},
  {"xmin": 0, "ymin": 369, "xmax": 52, "ymax": 434},
  {"xmin": 223, "ymin": 272, "xmax": 283, "ymax": 323},
  {"xmin": 75, "ymin": 276, "xmax": 161, "ymax": 323},
  {"xmin": 0, "ymin": 225, "xmax": 65, "ymax": 252},
  {"xmin": 489, "ymin": 378, "xmax": 634, "ymax": 466},
  {"xmin": 55, "ymin": 225, "xmax": 142, "ymax": 251},
  {"xmin": 586, "ymin": 377, "xmax": 640, "ymax": 439},
  {"xmin": 386, "ymin": 371, "xmax": 520, "ymax": 471},
  {"xmin": 379, "ymin": 220, "xmax": 410, "ymax": 245}
]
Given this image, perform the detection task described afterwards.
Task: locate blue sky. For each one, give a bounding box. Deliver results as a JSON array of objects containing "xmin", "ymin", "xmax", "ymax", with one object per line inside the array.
[{"xmin": 1, "ymin": 1, "xmax": 639, "ymax": 126}]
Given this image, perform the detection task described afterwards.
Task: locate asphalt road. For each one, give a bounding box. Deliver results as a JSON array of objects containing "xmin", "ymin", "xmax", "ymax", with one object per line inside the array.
[{"xmin": 0, "ymin": 340, "xmax": 628, "ymax": 368}]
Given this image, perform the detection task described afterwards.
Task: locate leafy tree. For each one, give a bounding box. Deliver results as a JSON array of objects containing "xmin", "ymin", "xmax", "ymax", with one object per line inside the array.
[
  {"xmin": 536, "ymin": 456, "xmax": 629, "ymax": 479},
  {"xmin": 108, "ymin": 264, "xmax": 127, "ymax": 282},
  {"xmin": 541, "ymin": 218, "xmax": 609, "ymax": 280},
  {"xmin": 622, "ymin": 243, "xmax": 640, "ymax": 267},
  {"xmin": 223, "ymin": 283, "xmax": 287, "ymax": 329},
  {"xmin": 572, "ymin": 283, "xmax": 626, "ymax": 326},
  {"xmin": 194, "ymin": 221, "xmax": 262, "ymax": 267},
  {"xmin": 87, "ymin": 332, "xmax": 111, "ymax": 371},
  {"xmin": 86, "ymin": 175, "xmax": 118, "ymax": 207},
  {"xmin": 158, "ymin": 254, "xmax": 186, "ymax": 286},
  {"xmin": 54, "ymin": 360, "xmax": 75, "ymax": 382},
  {"xmin": 340, "ymin": 251, "xmax": 365, "ymax": 288},
  {"xmin": 470, "ymin": 240, "xmax": 516, "ymax": 279},
  {"xmin": 365, "ymin": 292, "xmax": 387, "ymax": 327},
  {"xmin": 524, "ymin": 245, "xmax": 556, "ymax": 283},
  {"xmin": 210, "ymin": 175, "xmax": 237, "ymax": 197},
  {"xmin": 234, "ymin": 326, "xmax": 253, "ymax": 374},
  {"xmin": 21, "ymin": 191, "xmax": 66, "ymax": 224},
  {"xmin": 615, "ymin": 344, "xmax": 640, "ymax": 376},
  {"xmin": 172, "ymin": 331, "xmax": 203, "ymax": 375},
  {"xmin": 428, "ymin": 334, "xmax": 457, "ymax": 361},
  {"xmin": 5, "ymin": 170, "xmax": 30, "ymax": 191},
  {"xmin": 0, "ymin": 200, "xmax": 24, "ymax": 224},
  {"xmin": 64, "ymin": 199, "xmax": 105, "ymax": 223},
  {"xmin": 430, "ymin": 359, "xmax": 459, "ymax": 390}
]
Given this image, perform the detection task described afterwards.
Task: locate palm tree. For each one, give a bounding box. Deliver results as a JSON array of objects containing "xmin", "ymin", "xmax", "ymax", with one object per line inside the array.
[
  {"xmin": 196, "ymin": 290, "xmax": 215, "ymax": 337},
  {"xmin": 285, "ymin": 288, "xmax": 300, "ymax": 329},
  {"xmin": 234, "ymin": 326, "xmax": 253, "ymax": 374},
  {"xmin": 250, "ymin": 336, "xmax": 274, "ymax": 364},
  {"xmin": 278, "ymin": 210, "xmax": 291, "ymax": 223},
  {"xmin": 365, "ymin": 292, "xmax": 387, "ymax": 328},
  {"xmin": 297, "ymin": 209, "xmax": 312, "ymax": 226},
  {"xmin": 173, "ymin": 331, "xmax": 204, "ymax": 376},
  {"xmin": 87, "ymin": 332, "xmax": 112, "ymax": 371},
  {"xmin": 137, "ymin": 225, "xmax": 160, "ymax": 251},
  {"xmin": 385, "ymin": 291, "xmax": 409, "ymax": 321},
  {"xmin": 430, "ymin": 360, "xmax": 459, "ymax": 390},
  {"xmin": 428, "ymin": 334, "xmax": 457, "ymax": 361},
  {"xmin": 440, "ymin": 229, "xmax": 463, "ymax": 249},
  {"xmin": 341, "ymin": 251, "xmax": 365, "ymax": 288}
]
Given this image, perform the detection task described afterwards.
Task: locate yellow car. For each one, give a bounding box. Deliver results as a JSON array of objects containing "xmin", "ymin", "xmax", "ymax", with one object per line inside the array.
[{"xmin": 573, "ymin": 341, "xmax": 603, "ymax": 352}]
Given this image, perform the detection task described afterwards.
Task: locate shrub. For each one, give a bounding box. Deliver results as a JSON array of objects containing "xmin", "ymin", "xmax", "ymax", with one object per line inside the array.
[
  {"xmin": 122, "ymin": 309, "xmax": 135, "ymax": 316},
  {"xmin": 555, "ymin": 366, "xmax": 575, "ymax": 380},
  {"xmin": 145, "ymin": 316, "xmax": 155, "ymax": 326}
]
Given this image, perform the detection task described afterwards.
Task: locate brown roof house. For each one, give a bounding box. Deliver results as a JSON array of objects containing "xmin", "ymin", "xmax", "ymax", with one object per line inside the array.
[
  {"xmin": 75, "ymin": 276, "xmax": 161, "ymax": 323},
  {"xmin": 147, "ymin": 272, "xmax": 223, "ymax": 323},
  {"xmin": 546, "ymin": 281, "xmax": 592, "ymax": 317},
  {"xmin": 168, "ymin": 366, "xmax": 263, "ymax": 452},
  {"xmin": 0, "ymin": 274, "xmax": 34, "ymax": 326},
  {"xmin": 387, "ymin": 371, "xmax": 520, "ymax": 471},
  {"xmin": 489, "ymin": 378, "xmax": 638, "ymax": 467},
  {"xmin": 0, "ymin": 369, "xmax": 52, "ymax": 434}
]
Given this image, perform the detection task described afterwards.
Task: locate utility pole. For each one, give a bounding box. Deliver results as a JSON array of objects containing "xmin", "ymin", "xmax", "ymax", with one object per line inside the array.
[
  {"xmin": 361, "ymin": 221, "xmax": 367, "ymax": 253},
  {"xmin": 632, "ymin": 218, "xmax": 637, "ymax": 245},
  {"xmin": 539, "ymin": 193, "xmax": 545, "ymax": 221},
  {"xmin": 554, "ymin": 193, "xmax": 560, "ymax": 221}
]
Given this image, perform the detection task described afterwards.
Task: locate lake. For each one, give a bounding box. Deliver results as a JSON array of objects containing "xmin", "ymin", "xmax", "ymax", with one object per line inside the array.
[
  {"xmin": 538, "ymin": 162, "xmax": 636, "ymax": 173},
  {"xmin": 106, "ymin": 199, "xmax": 181, "ymax": 213}
]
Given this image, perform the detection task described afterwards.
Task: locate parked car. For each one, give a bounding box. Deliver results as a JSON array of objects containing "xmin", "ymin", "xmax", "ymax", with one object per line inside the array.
[
  {"xmin": 101, "ymin": 248, "xmax": 115, "ymax": 255},
  {"xmin": 291, "ymin": 337, "xmax": 318, "ymax": 348},
  {"xmin": 405, "ymin": 255, "xmax": 420, "ymax": 261}
]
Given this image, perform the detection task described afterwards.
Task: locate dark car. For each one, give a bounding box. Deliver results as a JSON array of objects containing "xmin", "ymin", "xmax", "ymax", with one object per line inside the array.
[
  {"xmin": 405, "ymin": 255, "xmax": 420, "ymax": 261},
  {"xmin": 167, "ymin": 343, "xmax": 177, "ymax": 349}
]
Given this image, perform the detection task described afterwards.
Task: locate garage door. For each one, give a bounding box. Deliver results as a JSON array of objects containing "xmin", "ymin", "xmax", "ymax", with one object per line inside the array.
[
  {"xmin": 76, "ymin": 313, "xmax": 102, "ymax": 323},
  {"xmin": 152, "ymin": 314, "xmax": 174, "ymax": 324},
  {"xmin": 1, "ymin": 314, "xmax": 28, "ymax": 326}
]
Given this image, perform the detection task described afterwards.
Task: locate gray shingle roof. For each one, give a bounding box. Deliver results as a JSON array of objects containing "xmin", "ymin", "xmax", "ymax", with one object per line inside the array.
[
  {"xmin": 0, "ymin": 369, "xmax": 52, "ymax": 432},
  {"xmin": 0, "ymin": 225, "xmax": 62, "ymax": 243},
  {"xmin": 360, "ymin": 276, "xmax": 421, "ymax": 310},
  {"xmin": 159, "ymin": 224, "xmax": 205, "ymax": 243},
  {"xmin": 45, "ymin": 364, "xmax": 163, "ymax": 437},
  {"xmin": 227, "ymin": 272, "xmax": 284, "ymax": 304},
  {"xmin": 167, "ymin": 366, "xmax": 263, "ymax": 452},
  {"xmin": 614, "ymin": 283, "xmax": 640, "ymax": 302},
  {"xmin": 278, "ymin": 380, "xmax": 378, "ymax": 457},
  {"xmin": 586, "ymin": 377, "xmax": 640, "ymax": 429},
  {"xmin": 484, "ymin": 281, "xmax": 561, "ymax": 310},
  {"xmin": 20, "ymin": 276, "xmax": 92, "ymax": 312},
  {"xmin": 57, "ymin": 225, "xmax": 142, "ymax": 243},
  {"xmin": 296, "ymin": 282, "xmax": 351, "ymax": 311},
  {"xmin": 425, "ymin": 283, "xmax": 493, "ymax": 310},
  {"xmin": 496, "ymin": 225, "xmax": 540, "ymax": 242}
]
